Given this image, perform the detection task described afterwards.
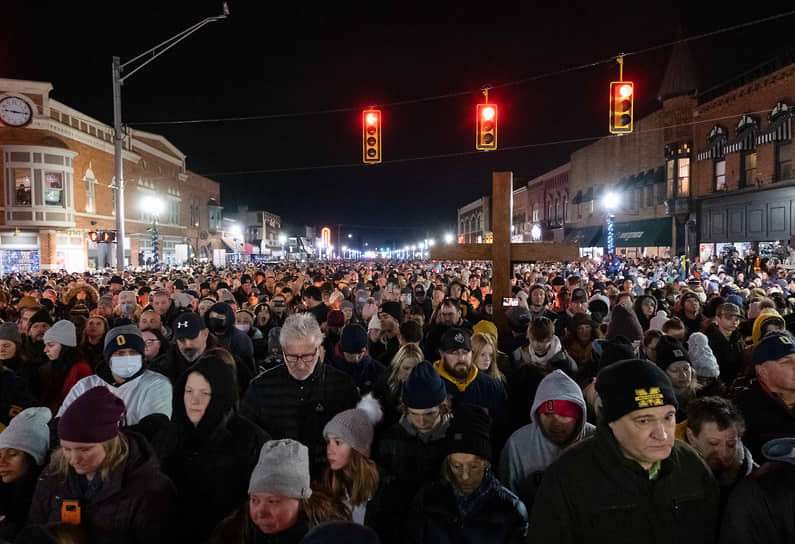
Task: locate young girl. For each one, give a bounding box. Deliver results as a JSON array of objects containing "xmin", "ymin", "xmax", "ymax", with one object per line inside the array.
[{"xmin": 471, "ymin": 332, "xmax": 503, "ymax": 382}]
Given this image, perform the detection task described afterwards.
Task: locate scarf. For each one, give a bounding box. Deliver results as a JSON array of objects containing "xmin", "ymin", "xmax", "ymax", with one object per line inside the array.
[
  {"xmin": 519, "ymin": 336, "xmax": 563, "ymax": 367},
  {"xmin": 452, "ymin": 470, "xmax": 501, "ymax": 520},
  {"xmin": 433, "ymin": 359, "xmax": 478, "ymax": 392}
]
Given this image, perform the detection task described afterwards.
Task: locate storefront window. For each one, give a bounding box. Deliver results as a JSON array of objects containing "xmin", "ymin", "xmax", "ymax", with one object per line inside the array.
[
  {"xmin": 741, "ymin": 152, "xmax": 757, "ymax": 187},
  {"xmin": 14, "ymin": 169, "xmax": 32, "ymax": 206},
  {"xmin": 44, "ymin": 172, "xmax": 63, "ymax": 206},
  {"xmin": 715, "ymin": 160, "xmax": 726, "ymax": 191},
  {"xmin": 666, "ymin": 160, "xmax": 675, "ymax": 199},
  {"xmin": 777, "ymin": 141, "xmax": 792, "ymax": 181}
]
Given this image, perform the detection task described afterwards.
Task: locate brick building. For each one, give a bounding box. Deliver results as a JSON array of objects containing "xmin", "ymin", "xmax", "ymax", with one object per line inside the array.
[{"xmin": 0, "ymin": 77, "xmax": 224, "ymax": 273}]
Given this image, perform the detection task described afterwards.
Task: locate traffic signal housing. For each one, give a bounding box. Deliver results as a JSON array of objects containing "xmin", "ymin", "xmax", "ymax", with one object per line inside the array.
[
  {"xmin": 362, "ymin": 110, "xmax": 381, "ymax": 164},
  {"xmin": 87, "ymin": 231, "xmax": 98, "ymax": 243},
  {"xmin": 101, "ymin": 231, "xmax": 116, "ymax": 243},
  {"xmin": 609, "ymin": 81, "xmax": 634, "ymax": 134},
  {"xmin": 476, "ymin": 104, "xmax": 497, "ymax": 151}
]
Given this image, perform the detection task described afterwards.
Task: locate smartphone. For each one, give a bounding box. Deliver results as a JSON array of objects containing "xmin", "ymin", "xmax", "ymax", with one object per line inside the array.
[{"xmin": 503, "ymin": 297, "xmax": 519, "ymax": 307}]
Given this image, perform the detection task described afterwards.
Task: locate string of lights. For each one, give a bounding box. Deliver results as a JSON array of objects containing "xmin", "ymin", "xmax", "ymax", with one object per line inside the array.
[
  {"xmin": 129, "ymin": 9, "xmax": 795, "ymax": 127},
  {"xmin": 198, "ymin": 108, "xmax": 779, "ymax": 177}
]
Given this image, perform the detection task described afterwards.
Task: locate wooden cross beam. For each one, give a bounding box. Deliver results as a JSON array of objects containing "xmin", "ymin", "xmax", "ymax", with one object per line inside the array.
[{"xmin": 430, "ymin": 171, "xmax": 580, "ymax": 352}]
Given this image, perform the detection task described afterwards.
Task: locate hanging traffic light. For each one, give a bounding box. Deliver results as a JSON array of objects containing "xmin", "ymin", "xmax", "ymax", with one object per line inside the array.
[
  {"xmin": 609, "ymin": 81, "xmax": 634, "ymax": 134},
  {"xmin": 87, "ymin": 231, "xmax": 98, "ymax": 243},
  {"xmin": 362, "ymin": 109, "xmax": 381, "ymax": 164},
  {"xmin": 476, "ymin": 104, "xmax": 498, "ymax": 151}
]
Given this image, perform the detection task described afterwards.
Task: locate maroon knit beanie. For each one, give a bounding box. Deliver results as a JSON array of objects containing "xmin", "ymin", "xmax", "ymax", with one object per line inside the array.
[{"xmin": 58, "ymin": 386, "xmax": 126, "ymax": 443}]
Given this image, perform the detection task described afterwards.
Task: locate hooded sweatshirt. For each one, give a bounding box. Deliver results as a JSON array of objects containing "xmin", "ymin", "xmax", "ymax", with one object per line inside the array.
[
  {"xmin": 205, "ymin": 303, "xmax": 254, "ymax": 367},
  {"xmin": 499, "ymin": 369, "xmax": 595, "ymax": 510}
]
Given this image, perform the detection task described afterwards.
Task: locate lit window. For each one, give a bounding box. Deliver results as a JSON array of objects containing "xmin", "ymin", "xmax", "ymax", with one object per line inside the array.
[
  {"xmin": 715, "ymin": 160, "xmax": 726, "ymax": 191},
  {"xmin": 14, "ymin": 169, "xmax": 32, "ymax": 206},
  {"xmin": 677, "ymin": 158, "xmax": 690, "ymax": 197}
]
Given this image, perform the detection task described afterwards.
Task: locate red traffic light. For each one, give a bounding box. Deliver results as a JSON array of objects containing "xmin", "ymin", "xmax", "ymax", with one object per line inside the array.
[
  {"xmin": 609, "ymin": 81, "xmax": 634, "ymax": 134},
  {"xmin": 362, "ymin": 109, "xmax": 382, "ymax": 164},
  {"xmin": 481, "ymin": 106, "xmax": 495, "ymax": 121},
  {"xmin": 476, "ymin": 104, "xmax": 498, "ymax": 151}
]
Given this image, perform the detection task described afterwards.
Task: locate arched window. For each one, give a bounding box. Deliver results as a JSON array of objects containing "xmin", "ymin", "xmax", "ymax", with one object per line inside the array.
[{"xmin": 562, "ymin": 195, "xmax": 568, "ymax": 224}]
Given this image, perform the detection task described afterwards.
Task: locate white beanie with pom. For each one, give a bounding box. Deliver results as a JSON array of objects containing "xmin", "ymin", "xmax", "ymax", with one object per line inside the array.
[{"xmin": 688, "ymin": 332, "xmax": 720, "ymax": 378}]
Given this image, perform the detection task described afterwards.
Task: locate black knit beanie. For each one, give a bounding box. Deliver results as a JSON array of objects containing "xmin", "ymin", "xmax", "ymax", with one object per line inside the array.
[{"xmin": 596, "ymin": 359, "xmax": 678, "ymax": 423}]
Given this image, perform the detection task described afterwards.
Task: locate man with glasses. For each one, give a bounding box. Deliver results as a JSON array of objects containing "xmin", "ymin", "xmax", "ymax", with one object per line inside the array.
[{"xmin": 241, "ymin": 313, "xmax": 358, "ymax": 476}]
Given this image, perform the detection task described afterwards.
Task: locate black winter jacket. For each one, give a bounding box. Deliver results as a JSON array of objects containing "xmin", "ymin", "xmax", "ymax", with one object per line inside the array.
[
  {"xmin": 529, "ymin": 427, "xmax": 719, "ymax": 544},
  {"xmin": 30, "ymin": 430, "xmax": 177, "ymax": 544},
  {"xmin": 241, "ymin": 363, "xmax": 358, "ymax": 476},
  {"xmin": 735, "ymin": 380, "xmax": 795, "ymax": 461},
  {"xmin": 404, "ymin": 478, "xmax": 528, "ymax": 544}
]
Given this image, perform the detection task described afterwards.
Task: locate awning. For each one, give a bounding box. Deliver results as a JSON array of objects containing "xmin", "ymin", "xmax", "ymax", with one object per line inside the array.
[
  {"xmin": 725, "ymin": 115, "xmax": 759, "ymax": 154},
  {"xmin": 571, "ymin": 190, "xmax": 583, "ymax": 205},
  {"xmin": 582, "ymin": 187, "xmax": 594, "ymax": 202},
  {"xmin": 612, "ymin": 217, "xmax": 672, "ymax": 247},
  {"xmin": 244, "ymin": 243, "xmax": 254, "ymax": 255},
  {"xmin": 564, "ymin": 225, "xmax": 603, "ymax": 247},
  {"xmin": 758, "ymin": 112, "xmax": 791, "ymax": 144},
  {"xmin": 221, "ymin": 237, "xmax": 235, "ymax": 251},
  {"xmin": 698, "ymin": 125, "xmax": 728, "ymax": 161}
]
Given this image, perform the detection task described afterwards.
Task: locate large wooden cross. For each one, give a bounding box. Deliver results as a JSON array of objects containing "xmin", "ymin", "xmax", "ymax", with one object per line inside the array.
[{"xmin": 430, "ymin": 171, "xmax": 580, "ymax": 352}]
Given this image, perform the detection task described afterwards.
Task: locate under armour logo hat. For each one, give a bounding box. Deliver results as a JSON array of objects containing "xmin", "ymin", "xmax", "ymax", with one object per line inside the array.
[{"xmin": 172, "ymin": 312, "xmax": 206, "ymax": 340}]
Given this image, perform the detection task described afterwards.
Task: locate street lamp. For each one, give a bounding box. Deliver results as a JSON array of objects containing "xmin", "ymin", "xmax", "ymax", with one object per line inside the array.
[
  {"xmin": 230, "ymin": 224, "xmax": 242, "ymax": 265},
  {"xmin": 139, "ymin": 195, "xmax": 164, "ymax": 270},
  {"xmin": 112, "ymin": 4, "xmax": 229, "ymax": 271},
  {"xmin": 342, "ymin": 245, "xmax": 348, "ymax": 259},
  {"xmin": 602, "ymin": 191, "xmax": 620, "ymax": 257},
  {"xmin": 278, "ymin": 232, "xmax": 287, "ymax": 261},
  {"xmin": 444, "ymin": 232, "xmax": 454, "ymax": 244}
]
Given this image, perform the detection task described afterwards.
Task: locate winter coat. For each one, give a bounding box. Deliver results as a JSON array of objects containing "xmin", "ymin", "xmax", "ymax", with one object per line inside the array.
[
  {"xmin": 205, "ymin": 303, "xmax": 254, "ymax": 370},
  {"xmin": 705, "ymin": 322, "xmax": 744, "ymax": 385},
  {"xmin": 146, "ymin": 342, "xmax": 178, "ymax": 383},
  {"xmin": 0, "ymin": 465, "xmax": 41, "ymax": 540},
  {"xmin": 529, "ymin": 426, "xmax": 719, "ymax": 543},
  {"xmin": 404, "ymin": 476, "xmax": 528, "ymax": 544},
  {"xmin": 154, "ymin": 354, "xmax": 268, "ymax": 543},
  {"xmin": 241, "ymin": 363, "xmax": 359, "ymax": 476},
  {"xmin": 735, "ymin": 380, "xmax": 795, "ymax": 461},
  {"xmin": 0, "ymin": 367, "xmax": 35, "ymax": 431},
  {"xmin": 29, "ymin": 430, "xmax": 177, "ymax": 544},
  {"xmin": 720, "ymin": 437, "xmax": 795, "ymax": 544},
  {"xmin": 329, "ymin": 350, "xmax": 386, "ymax": 396},
  {"xmin": 499, "ymin": 370, "xmax": 595, "ymax": 512},
  {"xmin": 38, "ymin": 350, "xmax": 93, "ymax": 415},
  {"xmin": 370, "ymin": 335, "xmax": 400, "ymax": 366}
]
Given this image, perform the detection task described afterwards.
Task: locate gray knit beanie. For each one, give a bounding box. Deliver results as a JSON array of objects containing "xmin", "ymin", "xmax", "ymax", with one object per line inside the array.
[
  {"xmin": 0, "ymin": 323, "xmax": 21, "ymax": 344},
  {"xmin": 248, "ymin": 439, "xmax": 312, "ymax": 499},
  {"xmin": 0, "ymin": 407, "xmax": 52, "ymax": 465},
  {"xmin": 42, "ymin": 320, "xmax": 76, "ymax": 347},
  {"xmin": 322, "ymin": 394, "xmax": 382, "ymax": 458}
]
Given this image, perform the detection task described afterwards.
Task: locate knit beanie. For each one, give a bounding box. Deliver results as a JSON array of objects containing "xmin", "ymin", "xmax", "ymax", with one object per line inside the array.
[
  {"xmin": 103, "ymin": 325, "xmax": 145, "ymax": 361},
  {"xmin": 402, "ymin": 360, "xmax": 448, "ymax": 409},
  {"xmin": 654, "ymin": 335, "xmax": 690, "ymax": 372},
  {"xmin": 605, "ymin": 304, "xmax": 643, "ymax": 342},
  {"xmin": 326, "ymin": 310, "xmax": 345, "ymax": 328},
  {"xmin": 323, "ymin": 394, "xmax": 382, "ymax": 458},
  {"xmin": 598, "ymin": 336, "xmax": 636, "ymax": 371},
  {"xmin": 472, "ymin": 320, "xmax": 498, "ymax": 343},
  {"xmin": 446, "ymin": 404, "xmax": 492, "ymax": 461},
  {"xmin": 754, "ymin": 331, "xmax": 795, "ymax": 366},
  {"xmin": 58, "ymin": 386, "xmax": 126, "ymax": 443},
  {"xmin": 0, "ymin": 407, "xmax": 52, "ymax": 465},
  {"xmin": 29, "ymin": 308, "xmax": 54, "ymax": 327},
  {"xmin": 0, "ymin": 322, "xmax": 21, "ymax": 344},
  {"xmin": 42, "ymin": 320, "xmax": 76, "ymax": 347},
  {"xmin": 300, "ymin": 522, "xmax": 380, "ymax": 544},
  {"xmin": 649, "ymin": 310, "xmax": 668, "ymax": 332},
  {"xmin": 595, "ymin": 359, "xmax": 678, "ymax": 423},
  {"xmin": 339, "ymin": 324, "xmax": 368, "ymax": 354},
  {"xmin": 367, "ymin": 315, "xmax": 381, "ymax": 331},
  {"xmin": 249, "ymin": 439, "xmax": 312, "ymax": 498},
  {"xmin": 687, "ymin": 333, "xmax": 719, "ymax": 378}
]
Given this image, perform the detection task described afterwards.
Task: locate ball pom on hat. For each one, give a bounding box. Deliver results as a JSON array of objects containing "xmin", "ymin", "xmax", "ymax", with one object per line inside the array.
[{"xmin": 322, "ymin": 394, "xmax": 383, "ymax": 458}]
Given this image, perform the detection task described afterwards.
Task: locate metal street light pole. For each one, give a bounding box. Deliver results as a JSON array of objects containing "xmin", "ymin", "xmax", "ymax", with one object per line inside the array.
[{"xmin": 112, "ymin": 3, "xmax": 229, "ymax": 271}]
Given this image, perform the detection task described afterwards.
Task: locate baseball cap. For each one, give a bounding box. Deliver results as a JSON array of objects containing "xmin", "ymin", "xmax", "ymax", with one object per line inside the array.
[
  {"xmin": 570, "ymin": 288, "xmax": 588, "ymax": 303},
  {"xmin": 717, "ymin": 302, "xmax": 742, "ymax": 318},
  {"xmin": 439, "ymin": 327, "xmax": 472, "ymax": 352},
  {"xmin": 172, "ymin": 312, "xmax": 206, "ymax": 340},
  {"xmin": 754, "ymin": 331, "xmax": 795, "ymax": 366}
]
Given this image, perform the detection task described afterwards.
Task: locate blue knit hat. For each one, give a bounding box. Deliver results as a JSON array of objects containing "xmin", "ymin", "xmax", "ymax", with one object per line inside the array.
[
  {"xmin": 103, "ymin": 325, "xmax": 145, "ymax": 360},
  {"xmin": 339, "ymin": 324, "xmax": 368, "ymax": 353},
  {"xmin": 402, "ymin": 360, "xmax": 447, "ymax": 409}
]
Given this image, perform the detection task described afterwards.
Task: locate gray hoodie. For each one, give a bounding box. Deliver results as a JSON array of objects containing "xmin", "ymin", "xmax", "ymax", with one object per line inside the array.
[{"xmin": 499, "ymin": 369, "xmax": 595, "ymax": 509}]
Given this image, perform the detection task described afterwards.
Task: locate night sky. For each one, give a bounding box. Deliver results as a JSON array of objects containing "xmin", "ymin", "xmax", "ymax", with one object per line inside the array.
[{"xmin": 3, "ymin": 1, "xmax": 795, "ymax": 247}]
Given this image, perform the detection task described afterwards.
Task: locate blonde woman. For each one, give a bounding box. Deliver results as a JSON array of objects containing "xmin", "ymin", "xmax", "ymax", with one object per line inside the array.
[
  {"xmin": 373, "ymin": 343, "xmax": 424, "ymax": 428},
  {"xmin": 472, "ymin": 332, "xmax": 503, "ymax": 382},
  {"xmin": 30, "ymin": 387, "xmax": 176, "ymax": 544}
]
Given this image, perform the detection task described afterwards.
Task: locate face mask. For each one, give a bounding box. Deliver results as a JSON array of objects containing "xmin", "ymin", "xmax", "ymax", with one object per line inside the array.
[
  {"xmin": 208, "ymin": 318, "xmax": 226, "ymax": 333},
  {"xmin": 111, "ymin": 354, "xmax": 143, "ymax": 378},
  {"xmin": 235, "ymin": 323, "xmax": 250, "ymax": 333},
  {"xmin": 120, "ymin": 303, "xmax": 135, "ymax": 315}
]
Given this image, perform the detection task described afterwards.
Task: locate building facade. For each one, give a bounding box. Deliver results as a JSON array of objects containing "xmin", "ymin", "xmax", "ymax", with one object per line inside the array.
[
  {"xmin": 233, "ymin": 205, "xmax": 283, "ymax": 256},
  {"xmin": 0, "ymin": 77, "xmax": 223, "ymax": 273}
]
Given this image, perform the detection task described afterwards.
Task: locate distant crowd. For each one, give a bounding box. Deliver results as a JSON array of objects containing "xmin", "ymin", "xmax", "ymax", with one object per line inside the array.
[{"xmin": 0, "ymin": 252, "xmax": 791, "ymax": 543}]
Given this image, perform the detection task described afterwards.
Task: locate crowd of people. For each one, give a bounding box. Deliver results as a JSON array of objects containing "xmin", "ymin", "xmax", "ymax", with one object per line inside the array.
[{"xmin": 0, "ymin": 252, "xmax": 792, "ymax": 543}]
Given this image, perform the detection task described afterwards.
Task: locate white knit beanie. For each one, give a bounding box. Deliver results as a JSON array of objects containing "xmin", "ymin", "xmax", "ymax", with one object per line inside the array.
[
  {"xmin": 0, "ymin": 407, "xmax": 52, "ymax": 465},
  {"xmin": 322, "ymin": 394, "xmax": 383, "ymax": 458},
  {"xmin": 42, "ymin": 320, "xmax": 77, "ymax": 347},
  {"xmin": 649, "ymin": 310, "xmax": 668, "ymax": 332},
  {"xmin": 687, "ymin": 332, "xmax": 720, "ymax": 378},
  {"xmin": 248, "ymin": 439, "xmax": 312, "ymax": 498},
  {"xmin": 368, "ymin": 315, "xmax": 381, "ymax": 331}
]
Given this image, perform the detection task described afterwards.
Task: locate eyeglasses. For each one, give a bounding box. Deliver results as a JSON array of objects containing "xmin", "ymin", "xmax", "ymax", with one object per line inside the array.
[{"xmin": 282, "ymin": 348, "xmax": 318, "ymax": 364}]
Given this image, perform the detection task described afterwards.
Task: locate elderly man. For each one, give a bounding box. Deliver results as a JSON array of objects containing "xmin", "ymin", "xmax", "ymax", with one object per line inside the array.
[
  {"xmin": 530, "ymin": 359, "xmax": 718, "ymax": 543},
  {"xmin": 241, "ymin": 313, "xmax": 358, "ymax": 475}
]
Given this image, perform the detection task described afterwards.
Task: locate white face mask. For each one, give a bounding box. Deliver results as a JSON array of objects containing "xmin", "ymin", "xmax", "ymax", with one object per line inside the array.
[
  {"xmin": 111, "ymin": 354, "xmax": 143, "ymax": 379},
  {"xmin": 235, "ymin": 323, "xmax": 251, "ymax": 333}
]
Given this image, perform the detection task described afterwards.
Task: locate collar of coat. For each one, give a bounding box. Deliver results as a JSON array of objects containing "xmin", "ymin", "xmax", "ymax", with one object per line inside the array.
[{"xmin": 433, "ymin": 359, "xmax": 478, "ymax": 392}]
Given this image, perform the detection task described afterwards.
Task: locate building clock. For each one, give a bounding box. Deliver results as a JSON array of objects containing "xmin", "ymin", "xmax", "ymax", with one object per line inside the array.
[{"xmin": 0, "ymin": 96, "xmax": 33, "ymax": 127}]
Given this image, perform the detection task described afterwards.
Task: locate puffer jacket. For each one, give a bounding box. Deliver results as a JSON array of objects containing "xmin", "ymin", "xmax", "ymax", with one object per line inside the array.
[
  {"xmin": 29, "ymin": 430, "xmax": 177, "ymax": 544},
  {"xmin": 205, "ymin": 303, "xmax": 254, "ymax": 370},
  {"xmin": 529, "ymin": 426, "xmax": 719, "ymax": 543},
  {"xmin": 404, "ymin": 476, "xmax": 528, "ymax": 544}
]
